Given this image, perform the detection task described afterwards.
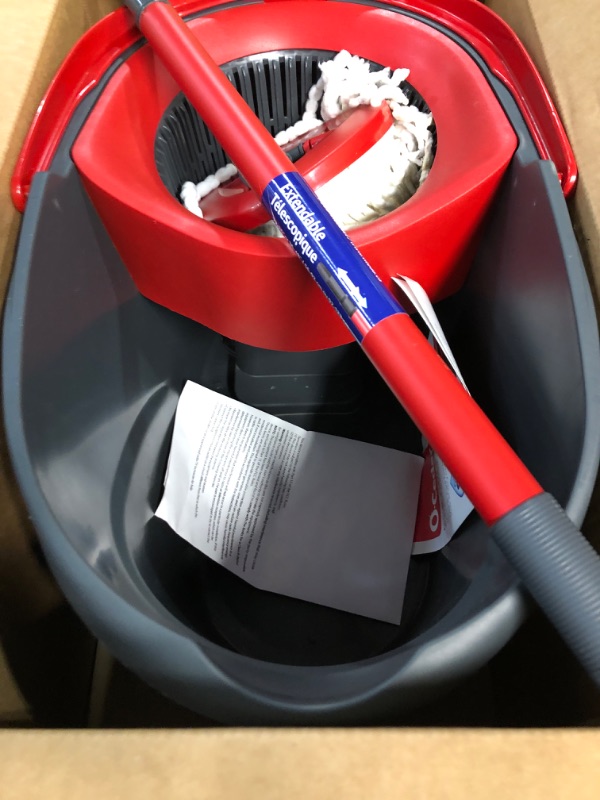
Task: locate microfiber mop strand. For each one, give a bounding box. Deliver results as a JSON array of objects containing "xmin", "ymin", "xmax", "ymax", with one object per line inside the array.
[{"xmin": 180, "ymin": 51, "xmax": 434, "ymax": 230}]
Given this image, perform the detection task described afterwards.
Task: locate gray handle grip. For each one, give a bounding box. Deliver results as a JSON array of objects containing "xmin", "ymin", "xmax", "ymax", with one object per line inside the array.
[
  {"xmin": 492, "ymin": 492, "xmax": 600, "ymax": 687},
  {"xmin": 123, "ymin": 0, "xmax": 167, "ymax": 24}
]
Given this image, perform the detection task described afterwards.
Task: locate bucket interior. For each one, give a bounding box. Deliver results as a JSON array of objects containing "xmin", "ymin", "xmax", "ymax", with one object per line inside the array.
[
  {"xmin": 128, "ymin": 336, "xmax": 441, "ymax": 667},
  {"xmin": 14, "ymin": 144, "xmax": 593, "ymax": 675},
  {"xmin": 13, "ymin": 157, "xmax": 488, "ymax": 668}
]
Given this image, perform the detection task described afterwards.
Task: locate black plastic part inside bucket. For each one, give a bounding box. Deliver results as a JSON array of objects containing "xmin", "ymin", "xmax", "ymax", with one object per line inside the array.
[{"xmin": 3, "ymin": 48, "xmax": 600, "ymax": 724}]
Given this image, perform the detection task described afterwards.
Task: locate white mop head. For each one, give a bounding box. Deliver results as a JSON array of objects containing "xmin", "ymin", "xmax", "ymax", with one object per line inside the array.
[{"xmin": 181, "ymin": 51, "xmax": 434, "ymax": 230}]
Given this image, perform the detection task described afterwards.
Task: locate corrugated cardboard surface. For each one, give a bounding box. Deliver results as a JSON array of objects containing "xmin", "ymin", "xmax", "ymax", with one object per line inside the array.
[
  {"xmin": 0, "ymin": 0, "xmax": 599, "ymax": 795},
  {"xmin": 2, "ymin": 729, "xmax": 600, "ymax": 799}
]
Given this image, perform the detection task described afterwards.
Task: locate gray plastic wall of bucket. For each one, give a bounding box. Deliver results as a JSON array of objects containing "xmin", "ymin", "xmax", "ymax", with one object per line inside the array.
[{"xmin": 3, "ymin": 51, "xmax": 600, "ymax": 723}]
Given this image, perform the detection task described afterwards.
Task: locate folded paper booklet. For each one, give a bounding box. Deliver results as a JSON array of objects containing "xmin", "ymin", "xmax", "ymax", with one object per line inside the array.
[
  {"xmin": 155, "ymin": 380, "xmax": 423, "ymax": 624},
  {"xmin": 394, "ymin": 275, "xmax": 474, "ymax": 555}
]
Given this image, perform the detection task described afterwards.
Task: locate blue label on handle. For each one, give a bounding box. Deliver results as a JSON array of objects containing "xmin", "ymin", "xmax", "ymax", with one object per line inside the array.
[{"xmin": 262, "ymin": 172, "xmax": 404, "ymax": 340}]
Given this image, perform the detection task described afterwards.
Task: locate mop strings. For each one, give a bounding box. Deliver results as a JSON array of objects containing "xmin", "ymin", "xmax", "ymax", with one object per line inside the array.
[{"xmin": 180, "ymin": 51, "xmax": 434, "ymax": 225}]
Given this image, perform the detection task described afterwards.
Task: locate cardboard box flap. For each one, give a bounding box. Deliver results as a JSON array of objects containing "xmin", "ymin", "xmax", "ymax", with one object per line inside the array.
[
  {"xmin": 2, "ymin": 729, "xmax": 600, "ymax": 799},
  {"xmin": 488, "ymin": 0, "xmax": 600, "ymax": 304}
]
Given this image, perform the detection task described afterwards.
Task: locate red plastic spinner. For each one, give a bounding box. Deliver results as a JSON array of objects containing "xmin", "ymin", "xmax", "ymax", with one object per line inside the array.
[{"xmin": 201, "ymin": 104, "xmax": 394, "ymax": 230}]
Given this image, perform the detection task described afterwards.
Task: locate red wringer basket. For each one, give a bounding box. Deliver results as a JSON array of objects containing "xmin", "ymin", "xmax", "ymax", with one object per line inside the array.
[{"xmin": 69, "ymin": 1, "xmax": 520, "ymax": 350}]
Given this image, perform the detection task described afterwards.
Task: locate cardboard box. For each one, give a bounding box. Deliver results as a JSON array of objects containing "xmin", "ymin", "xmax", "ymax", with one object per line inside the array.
[{"xmin": 1, "ymin": 0, "xmax": 599, "ymax": 795}]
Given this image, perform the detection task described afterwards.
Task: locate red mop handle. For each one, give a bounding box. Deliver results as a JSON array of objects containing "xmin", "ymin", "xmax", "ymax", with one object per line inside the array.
[
  {"xmin": 124, "ymin": 0, "xmax": 600, "ymax": 684},
  {"xmin": 362, "ymin": 314, "xmax": 542, "ymax": 522}
]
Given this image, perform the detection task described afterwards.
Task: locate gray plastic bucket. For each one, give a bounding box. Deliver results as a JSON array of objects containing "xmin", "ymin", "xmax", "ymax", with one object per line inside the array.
[{"xmin": 3, "ymin": 36, "xmax": 600, "ymax": 722}]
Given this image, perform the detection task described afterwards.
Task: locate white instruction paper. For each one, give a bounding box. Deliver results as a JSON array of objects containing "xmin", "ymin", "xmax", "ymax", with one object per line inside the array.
[
  {"xmin": 394, "ymin": 275, "xmax": 475, "ymax": 554},
  {"xmin": 155, "ymin": 381, "xmax": 423, "ymax": 624}
]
